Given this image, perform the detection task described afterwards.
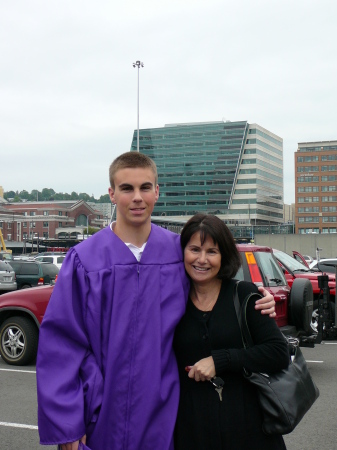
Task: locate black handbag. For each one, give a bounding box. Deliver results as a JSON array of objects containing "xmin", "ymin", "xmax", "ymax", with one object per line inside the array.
[{"xmin": 233, "ymin": 284, "xmax": 320, "ymax": 435}]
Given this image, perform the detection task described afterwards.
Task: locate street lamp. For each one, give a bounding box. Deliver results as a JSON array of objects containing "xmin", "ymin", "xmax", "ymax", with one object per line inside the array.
[{"xmin": 132, "ymin": 60, "xmax": 144, "ymax": 152}]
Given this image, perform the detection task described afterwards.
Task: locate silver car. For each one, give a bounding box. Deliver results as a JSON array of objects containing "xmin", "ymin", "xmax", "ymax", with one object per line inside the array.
[{"xmin": 0, "ymin": 260, "xmax": 17, "ymax": 293}]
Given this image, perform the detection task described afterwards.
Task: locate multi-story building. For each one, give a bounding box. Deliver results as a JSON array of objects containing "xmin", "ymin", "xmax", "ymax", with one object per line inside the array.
[
  {"xmin": 295, "ymin": 140, "xmax": 337, "ymax": 234},
  {"xmin": 0, "ymin": 200, "xmax": 103, "ymax": 242},
  {"xmin": 131, "ymin": 121, "xmax": 284, "ymax": 225}
]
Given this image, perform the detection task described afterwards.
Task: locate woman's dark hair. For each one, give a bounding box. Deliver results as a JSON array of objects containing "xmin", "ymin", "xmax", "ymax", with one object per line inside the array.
[{"xmin": 180, "ymin": 213, "xmax": 242, "ymax": 280}]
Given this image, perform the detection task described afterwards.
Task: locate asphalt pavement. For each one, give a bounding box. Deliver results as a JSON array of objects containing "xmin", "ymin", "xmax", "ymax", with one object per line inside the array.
[{"xmin": 0, "ymin": 342, "xmax": 336, "ymax": 450}]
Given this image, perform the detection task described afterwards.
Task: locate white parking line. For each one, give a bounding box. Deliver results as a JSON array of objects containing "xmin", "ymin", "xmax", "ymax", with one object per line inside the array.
[
  {"xmin": 0, "ymin": 368, "xmax": 36, "ymax": 374},
  {"xmin": 0, "ymin": 421, "xmax": 38, "ymax": 430},
  {"xmin": 306, "ymin": 360, "xmax": 324, "ymax": 363},
  {"xmin": 323, "ymin": 342, "xmax": 337, "ymax": 345}
]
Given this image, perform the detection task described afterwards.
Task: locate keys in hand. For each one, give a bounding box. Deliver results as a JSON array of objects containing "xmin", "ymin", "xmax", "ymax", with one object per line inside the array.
[{"xmin": 210, "ymin": 376, "xmax": 224, "ymax": 401}]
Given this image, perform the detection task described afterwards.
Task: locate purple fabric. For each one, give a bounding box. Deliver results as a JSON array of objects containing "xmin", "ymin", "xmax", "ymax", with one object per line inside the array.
[{"xmin": 37, "ymin": 224, "xmax": 189, "ymax": 450}]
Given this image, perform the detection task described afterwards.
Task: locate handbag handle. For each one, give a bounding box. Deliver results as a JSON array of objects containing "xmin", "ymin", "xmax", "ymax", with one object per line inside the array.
[{"xmin": 233, "ymin": 281, "xmax": 260, "ymax": 349}]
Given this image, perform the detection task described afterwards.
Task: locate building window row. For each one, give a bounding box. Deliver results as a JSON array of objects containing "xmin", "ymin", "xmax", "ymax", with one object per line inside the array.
[
  {"xmin": 298, "ymin": 196, "xmax": 337, "ymax": 202},
  {"xmin": 246, "ymin": 138, "xmax": 282, "ymax": 157},
  {"xmin": 298, "ymin": 186, "xmax": 336, "ymax": 193},
  {"xmin": 322, "ymin": 206, "xmax": 337, "ymax": 212},
  {"xmin": 297, "ymin": 166, "xmax": 319, "ymax": 172},
  {"xmin": 298, "ymin": 217, "xmax": 319, "ymax": 223},
  {"xmin": 248, "ymin": 128, "xmax": 283, "ymax": 147},
  {"xmin": 298, "ymin": 145, "xmax": 337, "ymax": 152},
  {"xmin": 297, "ymin": 156, "xmax": 319, "ymax": 162},
  {"xmin": 298, "ymin": 228, "xmax": 320, "ymax": 234},
  {"xmin": 322, "ymin": 196, "xmax": 337, "ymax": 202},
  {"xmin": 322, "ymin": 216, "xmax": 337, "ymax": 223},
  {"xmin": 321, "ymin": 176, "xmax": 337, "ymax": 182},
  {"xmin": 322, "ymin": 154, "xmax": 337, "ymax": 161},
  {"xmin": 298, "ymin": 207, "xmax": 320, "ymax": 213},
  {"xmin": 297, "ymin": 186, "xmax": 319, "ymax": 193},
  {"xmin": 244, "ymin": 148, "xmax": 282, "ymax": 165},
  {"xmin": 321, "ymin": 165, "xmax": 337, "ymax": 171},
  {"xmin": 297, "ymin": 176, "xmax": 319, "ymax": 182},
  {"xmin": 297, "ymin": 197, "xmax": 319, "ymax": 203}
]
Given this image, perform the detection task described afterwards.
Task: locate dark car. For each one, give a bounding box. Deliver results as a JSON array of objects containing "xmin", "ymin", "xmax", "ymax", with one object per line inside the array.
[
  {"xmin": 8, "ymin": 260, "xmax": 59, "ymax": 289},
  {"xmin": 0, "ymin": 244, "xmax": 314, "ymax": 366}
]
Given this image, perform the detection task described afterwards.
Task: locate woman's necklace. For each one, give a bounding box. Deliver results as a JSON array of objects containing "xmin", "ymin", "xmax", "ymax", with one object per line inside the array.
[{"xmin": 190, "ymin": 284, "xmax": 221, "ymax": 312}]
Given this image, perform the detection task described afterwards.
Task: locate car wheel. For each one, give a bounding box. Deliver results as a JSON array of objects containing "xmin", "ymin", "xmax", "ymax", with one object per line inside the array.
[
  {"xmin": 0, "ymin": 316, "xmax": 39, "ymax": 365},
  {"xmin": 289, "ymin": 278, "xmax": 314, "ymax": 334},
  {"xmin": 21, "ymin": 285, "xmax": 31, "ymax": 289},
  {"xmin": 311, "ymin": 302, "xmax": 335, "ymax": 334}
]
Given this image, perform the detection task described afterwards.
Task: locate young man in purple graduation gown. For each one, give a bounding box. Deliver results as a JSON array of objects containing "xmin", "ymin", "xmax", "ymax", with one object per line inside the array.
[{"xmin": 36, "ymin": 152, "xmax": 275, "ymax": 450}]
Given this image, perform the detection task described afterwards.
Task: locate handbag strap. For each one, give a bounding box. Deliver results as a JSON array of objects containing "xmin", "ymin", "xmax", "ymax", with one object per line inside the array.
[{"xmin": 233, "ymin": 281, "xmax": 259, "ymax": 349}]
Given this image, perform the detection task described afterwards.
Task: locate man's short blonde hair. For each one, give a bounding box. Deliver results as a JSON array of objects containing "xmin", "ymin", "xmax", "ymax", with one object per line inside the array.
[{"xmin": 109, "ymin": 152, "xmax": 158, "ymax": 188}]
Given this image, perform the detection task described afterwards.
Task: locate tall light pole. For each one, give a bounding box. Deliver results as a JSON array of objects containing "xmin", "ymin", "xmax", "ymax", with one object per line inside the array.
[{"xmin": 132, "ymin": 60, "xmax": 144, "ymax": 152}]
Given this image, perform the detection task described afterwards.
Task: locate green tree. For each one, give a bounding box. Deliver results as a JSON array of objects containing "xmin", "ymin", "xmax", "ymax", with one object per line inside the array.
[
  {"xmin": 79, "ymin": 193, "xmax": 90, "ymax": 201},
  {"xmin": 70, "ymin": 191, "xmax": 79, "ymax": 200},
  {"xmin": 4, "ymin": 190, "xmax": 16, "ymax": 200},
  {"xmin": 31, "ymin": 189, "xmax": 41, "ymax": 201},
  {"xmin": 53, "ymin": 193, "xmax": 64, "ymax": 200},
  {"xmin": 98, "ymin": 194, "xmax": 110, "ymax": 203},
  {"xmin": 19, "ymin": 190, "xmax": 30, "ymax": 200},
  {"xmin": 41, "ymin": 188, "xmax": 56, "ymax": 200}
]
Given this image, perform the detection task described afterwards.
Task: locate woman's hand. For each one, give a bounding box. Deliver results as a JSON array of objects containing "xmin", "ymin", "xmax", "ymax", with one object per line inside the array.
[
  {"xmin": 187, "ymin": 356, "xmax": 216, "ymax": 381},
  {"xmin": 255, "ymin": 287, "xmax": 276, "ymax": 318},
  {"xmin": 60, "ymin": 435, "xmax": 86, "ymax": 450}
]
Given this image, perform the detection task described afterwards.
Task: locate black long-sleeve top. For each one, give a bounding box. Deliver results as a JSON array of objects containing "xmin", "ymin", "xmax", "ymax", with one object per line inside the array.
[{"xmin": 173, "ymin": 279, "xmax": 289, "ymax": 450}]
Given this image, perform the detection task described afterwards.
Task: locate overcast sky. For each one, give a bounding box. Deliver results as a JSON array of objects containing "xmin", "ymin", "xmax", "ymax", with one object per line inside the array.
[{"xmin": 1, "ymin": 0, "xmax": 336, "ymax": 204}]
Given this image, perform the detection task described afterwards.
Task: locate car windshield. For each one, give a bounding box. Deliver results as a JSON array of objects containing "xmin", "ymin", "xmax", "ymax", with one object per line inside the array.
[
  {"xmin": 254, "ymin": 251, "xmax": 287, "ymax": 286},
  {"xmin": 235, "ymin": 250, "xmax": 287, "ymax": 287},
  {"xmin": 274, "ymin": 250, "xmax": 310, "ymax": 272}
]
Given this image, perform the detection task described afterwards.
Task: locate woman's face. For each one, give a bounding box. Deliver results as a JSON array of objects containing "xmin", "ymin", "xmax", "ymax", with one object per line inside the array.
[{"xmin": 184, "ymin": 232, "xmax": 222, "ymax": 284}]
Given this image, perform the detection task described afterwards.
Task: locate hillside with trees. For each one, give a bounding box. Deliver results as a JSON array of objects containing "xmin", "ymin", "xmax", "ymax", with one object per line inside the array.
[{"xmin": 3, "ymin": 189, "xmax": 110, "ymax": 204}]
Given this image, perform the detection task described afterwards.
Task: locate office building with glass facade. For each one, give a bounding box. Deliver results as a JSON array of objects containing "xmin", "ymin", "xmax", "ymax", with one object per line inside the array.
[{"xmin": 130, "ymin": 121, "xmax": 284, "ymax": 225}]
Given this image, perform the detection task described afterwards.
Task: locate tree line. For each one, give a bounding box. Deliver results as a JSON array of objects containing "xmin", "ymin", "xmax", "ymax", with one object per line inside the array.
[{"xmin": 3, "ymin": 188, "xmax": 110, "ymax": 204}]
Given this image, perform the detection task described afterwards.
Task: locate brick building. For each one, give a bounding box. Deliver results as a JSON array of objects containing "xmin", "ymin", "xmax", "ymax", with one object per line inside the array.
[
  {"xmin": 295, "ymin": 140, "xmax": 337, "ymax": 234},
  {"xmin": 0, "ymin": 200, "xmax": 104, "ymax": 242}
]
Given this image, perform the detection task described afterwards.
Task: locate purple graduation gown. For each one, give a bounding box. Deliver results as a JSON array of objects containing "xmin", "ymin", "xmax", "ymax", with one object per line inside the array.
[{"xmin": 37, "ymin": 224, "xmax": 189, "ymax": 449}]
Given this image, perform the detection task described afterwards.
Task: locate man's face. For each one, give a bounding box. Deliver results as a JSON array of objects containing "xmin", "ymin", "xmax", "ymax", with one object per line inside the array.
[{"xmin": 109, "ymin": 167, "xmax": 159, "ymax": 228}]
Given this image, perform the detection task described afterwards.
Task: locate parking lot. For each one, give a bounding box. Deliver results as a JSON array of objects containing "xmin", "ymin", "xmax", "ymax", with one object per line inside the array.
[{"xmin": 0, "ymin": 342, "xmax": 337, "ymax": 450}]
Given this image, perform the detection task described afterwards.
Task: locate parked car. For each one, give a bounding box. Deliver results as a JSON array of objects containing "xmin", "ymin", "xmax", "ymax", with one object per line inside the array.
[
  {"xmin": 0, "ymin": 251, "xmax": 13, "ymax": 261},
  {"xmin": 302, "ymin": 255, "xmax": 314, "ymax": 264},
  {"xmin": 7, "ymin": 260, "xmax": 59, "ymax": 289},
  {"xmin": 309, "ymin": 258, "xmax": 337, "ymax": 274},
  {"xmin": 273, "ymin": 249, "xmax": 336, "ymax": 303},
  {"xmin": 236, "ymin": 245, "xmax": 313, "ymax": 338},
  {"xmin": 0, "ymin": 285, "xmax": 53, "ymax": 365},
  {"xmin": 0, "ymin": 244, "xmax": 315, "ymax": 366},
  {"xmin": 0, "ymin": 260, "xmax": 17, "ymax": 293},
  {"xmin": 34, "ymin": 254, "xmax": 66, "ymax": 269}
]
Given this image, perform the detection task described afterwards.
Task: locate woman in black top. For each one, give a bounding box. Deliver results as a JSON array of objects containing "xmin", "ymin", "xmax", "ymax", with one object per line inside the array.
[{"xmin": 174, "ymin": 214, "xmax": 289, "ymax": 450}]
